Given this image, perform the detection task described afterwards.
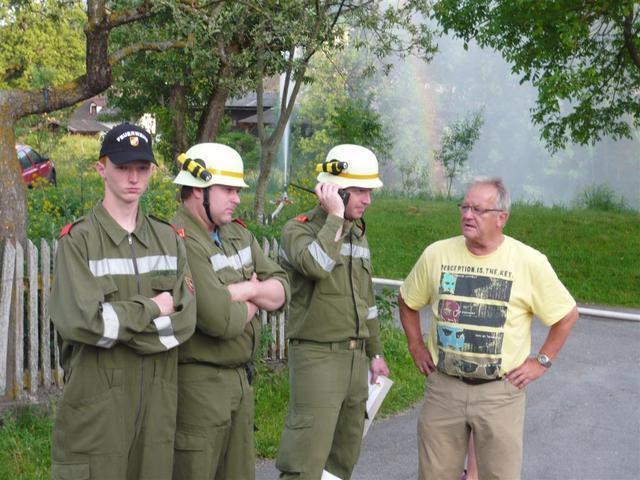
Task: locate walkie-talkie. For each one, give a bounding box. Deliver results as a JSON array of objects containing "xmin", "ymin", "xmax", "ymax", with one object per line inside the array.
[{"xmin": 289, "ymin": 183, "xmax": 350, "ymax": 206}]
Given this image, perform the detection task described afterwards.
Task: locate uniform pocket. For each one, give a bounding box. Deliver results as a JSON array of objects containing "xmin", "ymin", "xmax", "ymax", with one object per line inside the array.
[
  {"xmin": 276, "ymin": 413, "xmax": 315, "ymax": 472},
  {"xmin": 177, "ymin": 369, "xmax": 230, "ymax": 428},
  {"xmin": 55, "ymin": 387, "xmax": 123, "ymax": 455},
  {"xmin": 151, "ymin": 273, "xmax": 177, "ymax": 293},
  {"xmin": 51, "ymin": 463, "xmax": 90, "ymax": 480},
  {"xmin": 173, "ymin": 431, "xmax": 209, "ymax": 480}
]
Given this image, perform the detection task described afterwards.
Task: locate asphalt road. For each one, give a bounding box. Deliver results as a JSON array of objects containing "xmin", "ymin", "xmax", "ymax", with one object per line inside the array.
[{"xmin": 256, "ymin": 311, "xmax": 640, "ymax": 480}]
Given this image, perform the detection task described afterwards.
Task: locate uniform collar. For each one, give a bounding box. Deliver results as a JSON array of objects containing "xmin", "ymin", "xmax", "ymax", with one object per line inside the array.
[
  {"xmin": 175, "ymin": 205, "xmax": 243, "ymax": 248},
  {"xmin": 93, "ymin": 201, "xmax": 150, "ymax": 247},
  {"xmin": 175, "ymin": 205, "xmax": 210, "ymax": 244}
]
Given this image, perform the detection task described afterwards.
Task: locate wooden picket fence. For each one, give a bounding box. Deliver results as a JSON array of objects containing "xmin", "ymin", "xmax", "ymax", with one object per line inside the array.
[
  {"xmin": 0, "ymin": 237, "xmax": 287, "ymax": 405},
  {"xmin": 0, "ymin": 239, "xmax": 61, "ymax": 404}
]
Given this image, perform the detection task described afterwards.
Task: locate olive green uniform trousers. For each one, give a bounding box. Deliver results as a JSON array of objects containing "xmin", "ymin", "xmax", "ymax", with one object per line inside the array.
[
  {"xmin": 51, "ymin": 347, "xmax": 178, "ymax": 480},
  {"xmin": 277, "ymin": 341, "xmax": 369, "ymax": 480},
  {"xmin": 173, "ymin": 363, "xmax": 255, "ymax": 480}
]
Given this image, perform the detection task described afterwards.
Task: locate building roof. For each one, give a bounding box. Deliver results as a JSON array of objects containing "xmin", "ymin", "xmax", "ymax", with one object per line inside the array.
[
  {"xmin": 67, "ymin": 96, "xmax": 119, "ymax": 134},
  {"xmin": 238, "ymin": 108, "xmax": 276, "ymax": 125},
  {"xmin": 226, "ymin": 92, "xmax": 279, "ymax": 109}
]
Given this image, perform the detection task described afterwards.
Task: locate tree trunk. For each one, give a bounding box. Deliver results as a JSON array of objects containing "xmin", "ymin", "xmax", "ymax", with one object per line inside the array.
[
  {"xmin": 0, "ymin": 100, "xmax": 27, "ymax": 243},
  {"xmin": 197, "ymin": 86, "xmax": 229, "ymax": 142},
  {"xmin": 254, "ymin": 143, "xmax": 278, "ymax": 223},
  {"xmin": 253, "ymin": 63, "xmax": 307, "ymax": 222},
  {"xmin": 169, "ymin": 83, "xmax": 189, "ymax": 168}
]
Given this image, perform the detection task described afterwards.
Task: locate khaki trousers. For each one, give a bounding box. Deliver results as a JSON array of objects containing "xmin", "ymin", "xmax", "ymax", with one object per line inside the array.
[
  {"xmin": 418, "ymin": 371, "xmax": 526, "ymax": 480},
  {"xmin": 173, "ymin": 363, "xmax": 255, "ymax": 480},
  {"xmin": 276, "ymin": 341, "xmax": 369, "ymax": 480}
]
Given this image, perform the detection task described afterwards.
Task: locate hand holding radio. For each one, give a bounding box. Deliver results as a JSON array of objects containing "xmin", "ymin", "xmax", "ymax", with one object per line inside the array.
[{"xmin": 316, "ymin": 183, "xmax": 345, "ymax": 218}]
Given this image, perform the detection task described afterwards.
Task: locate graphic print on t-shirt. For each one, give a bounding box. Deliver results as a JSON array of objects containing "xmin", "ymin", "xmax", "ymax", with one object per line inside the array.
[{"xmin": 436, "ymin": 267, "xmax": 513, "ymax": 379}]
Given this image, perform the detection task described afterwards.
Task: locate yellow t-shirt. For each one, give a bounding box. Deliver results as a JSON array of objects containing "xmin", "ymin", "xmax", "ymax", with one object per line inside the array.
[{"xmin": 400, "ymin": 235, "xmax": 576, "ymax": 378}]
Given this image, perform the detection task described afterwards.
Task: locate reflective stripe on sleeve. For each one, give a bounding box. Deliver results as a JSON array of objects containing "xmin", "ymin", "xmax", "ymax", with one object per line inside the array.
[
  {"xmin": 278, "ymin": 246, "xmax": 290, "ymax": 263},
  {"xmin": 367, "ymin": 306, "xmax": 378, "ymax": 320},
  {"xmin": 89, "ymin": 255, "xmax": 178, "ymax": 277},
  {"xmin": 308, "ymin": 241, "xmax": 336, "ymax": 272},
  {"xmin": 97, "ymin": 302, "xmax": 119, "ymax": 348},
  {"xmin": 210, "ymin": 246, "xmax": 253, "ymax": 272},
  {"xmin": 153, "ymin": 316, "xmax": 180, "ymax": 350},
  {"xmin": 340, "ymin": 244, "xmax": 370, "ymax": 260}
]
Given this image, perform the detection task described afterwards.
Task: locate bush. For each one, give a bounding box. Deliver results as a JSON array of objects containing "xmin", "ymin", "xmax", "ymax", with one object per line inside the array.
[{"xmin": 575, "ymin": 183, "xmax": 630, "ymax": 212}]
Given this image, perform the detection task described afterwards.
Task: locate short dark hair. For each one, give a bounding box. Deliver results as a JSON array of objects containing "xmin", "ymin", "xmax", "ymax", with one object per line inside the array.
[{"xmin": 180, "ymin": 186, "xmax": 194, "ymax": 201}]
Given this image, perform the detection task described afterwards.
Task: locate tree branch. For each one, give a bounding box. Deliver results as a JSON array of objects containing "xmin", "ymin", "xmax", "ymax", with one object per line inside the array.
[
  {"xmin": 109, "ymin": 38, "xmax": 194, "ymax": 65},
  {"xmin": 106, "ymin": 1, "xmax": 154, "ymax": 30},
  {"xmin": 623, "ymin": 10, "xmax": 640, "ymax": 70}
]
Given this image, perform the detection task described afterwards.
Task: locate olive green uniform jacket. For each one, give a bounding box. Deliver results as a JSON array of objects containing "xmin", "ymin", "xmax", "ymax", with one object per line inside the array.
[
  {"xmin": 171, "ymin": 206, "xmax": 289, "ymax": 480},
  {"xmin": 49, "ymin": 202, "xmax": 196, "ymax": 480},
  {"xmin": 172, "ymin": 206, "xmax": 290, "ymax": 367},
  {"xmin": 279, "ymin": 206, "xmax": 382, "ymax": 355}
]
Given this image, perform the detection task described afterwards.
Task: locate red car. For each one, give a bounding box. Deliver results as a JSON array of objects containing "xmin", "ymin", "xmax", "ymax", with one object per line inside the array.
[{"xmin": 16, "ymin": 143, "xmax": 56, "ymax": 187}]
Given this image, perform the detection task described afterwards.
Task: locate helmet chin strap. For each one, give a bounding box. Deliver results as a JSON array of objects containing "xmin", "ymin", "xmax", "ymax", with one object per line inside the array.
[{"xmin": 202, "ymin": 187, "xmax": 216, "ymax": 226}]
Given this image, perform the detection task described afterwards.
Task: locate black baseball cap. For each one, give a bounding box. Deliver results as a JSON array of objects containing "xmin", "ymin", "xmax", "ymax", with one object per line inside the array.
[{"xmin": 99, "ymin": 123, "xmax": 157, "ymax": 165}]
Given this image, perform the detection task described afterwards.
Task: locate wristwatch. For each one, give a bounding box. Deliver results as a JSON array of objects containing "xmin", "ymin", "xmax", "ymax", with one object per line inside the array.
[{"xmin": 536, "ymin": 353, "xmax": 552, "ymax": 368}]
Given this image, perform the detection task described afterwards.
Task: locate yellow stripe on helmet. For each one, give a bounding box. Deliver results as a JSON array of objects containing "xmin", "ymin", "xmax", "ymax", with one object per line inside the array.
[
  {"xmin": 337, "ymin": 172, "xmax": 380, "ymax": 180},
  {"xmin": 206, "ymin": 168, "xmax": 244, "ymax": 178}
]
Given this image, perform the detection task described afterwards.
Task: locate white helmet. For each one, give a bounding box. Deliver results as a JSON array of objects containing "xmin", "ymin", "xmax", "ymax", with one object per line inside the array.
[
  {"xmin": 173, "ymin": 143, "xmax": 249, "ymax": 188},
  {"xmin": 316, "ymin": 144, "xmax": 383, "ymax": 189}
]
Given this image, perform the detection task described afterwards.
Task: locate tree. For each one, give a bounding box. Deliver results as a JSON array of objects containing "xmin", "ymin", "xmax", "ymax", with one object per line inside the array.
[
  {"xmin": 434, "ymin": 109, "xmax": 484, "ymax": 198},
  {"xmin": 250, "ymin": 0, "xmax": 436, "ymax": 221},
  {"xmin": 292, "ymin": 47, "xmax": 391, "ymax": 180},
  {"xmin": 101, "ymin": 1, "xmax": 436, "ymax": 222},
  {"xmin": 433, "ymin": 1, "xmax": 640, "ymax": 152},
  {"xmin": 108, "ymin": 1, "xmax": 260, "ymax": 162},
  {"xmin": 0, "ymin": 1, "xmax": 85, "ymax": 91},
  {"xmin": 0, "ymin": 0, "xmax": 191, "ymax": 242}
]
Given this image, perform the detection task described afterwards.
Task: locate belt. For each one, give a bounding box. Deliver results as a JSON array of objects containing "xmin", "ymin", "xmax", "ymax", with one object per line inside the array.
[
  {"xmin": 457, "ymin": 376, "xmax": 502, "ymax": 385},
  {"xmin": 289, "ymin": 338, "xmax": 365, "ymax": 351}
]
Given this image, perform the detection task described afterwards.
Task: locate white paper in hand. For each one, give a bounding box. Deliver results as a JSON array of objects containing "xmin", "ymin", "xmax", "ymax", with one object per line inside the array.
[
  {"xmin": 321, "ymin": 469, "xmax": 342, "ymax": 480},
  {"xmin": 363, "ymin": 371, "xmax": 393, "ymax": 437}
]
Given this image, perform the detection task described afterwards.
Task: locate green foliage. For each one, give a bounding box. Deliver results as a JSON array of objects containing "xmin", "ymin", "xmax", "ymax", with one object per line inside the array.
[
  {"xmin": 327, "ymin": 99, "xmax": 392, "ymax": 156},
  {"xmin": 433, "ymin": 109, "xmax": 484, "ymax": 198},
  {"xmin": 26, "ymin": 134, "xmax": 102, "ymax": 239},
  {"xmin": 0, "ymin": 0, "xmax": 85, "ymax": 90},
  {"xmin": 217, "ymin": 129, "xmax": 261, "ymax": 171},
  {"xmin": 433, "ymin": 1, "xmax": 640, "ymax": 151},
  {"xmin": 0, "ymin": 406, "xmax": 52, "ymax": 480},
  {"xmin": 254, "ymin": 362, "xmax": 290, "ymax": 458},
  {"xmin": 574, "ymin": 183, "xmax": 630, "ymax": 213},
  {"xmin": 109, "ymin": 1, "xmax": 436, "ymax": 201},
  {"xmin": 291, "ymin": 47, "xmax": 392, "ymax": 187}
]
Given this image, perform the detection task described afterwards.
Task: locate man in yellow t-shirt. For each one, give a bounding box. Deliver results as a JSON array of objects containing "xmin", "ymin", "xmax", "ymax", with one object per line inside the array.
[{"xmin": 399, "ymin": 177, "xmax": 578, "ymax": 480}]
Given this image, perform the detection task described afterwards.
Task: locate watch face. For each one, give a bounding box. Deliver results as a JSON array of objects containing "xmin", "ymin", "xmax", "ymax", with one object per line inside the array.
[{"xmin": 537, "ymin": 354, "xmax": 551, "ymax": 367}]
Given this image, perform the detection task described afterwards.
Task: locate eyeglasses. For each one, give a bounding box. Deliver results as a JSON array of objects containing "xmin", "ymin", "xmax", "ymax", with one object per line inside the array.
[{"xmin": 457, "ymin": 204, "xmax": 503, "ymax": 215}]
